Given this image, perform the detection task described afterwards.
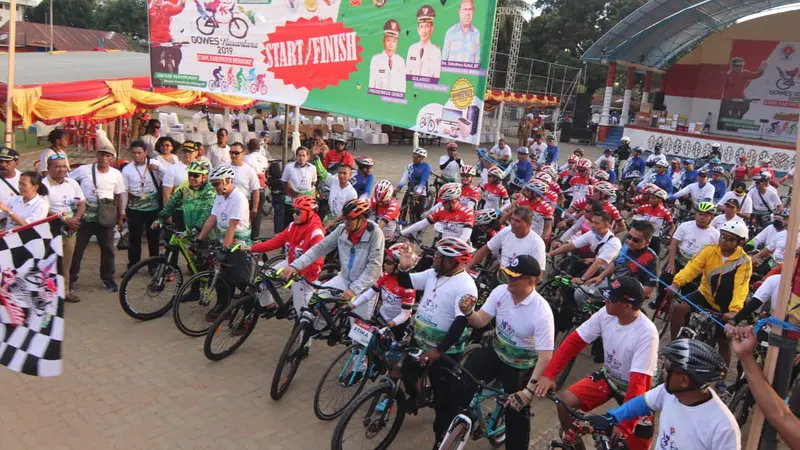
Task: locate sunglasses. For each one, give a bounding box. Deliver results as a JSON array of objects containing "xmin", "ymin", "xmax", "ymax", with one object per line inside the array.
[
  {"xmin": 292, "ymin": 209, "xmax": 303, "ymax": 215},
  {"xmin": 720, "ymin": 234, "xmax": 738, "ymax": 243},
  {"xmin": 626, "ymin": 234, "xmax": 644, "ymax": 244},
  {"xmin": 48, "ymin": 153, "xmax": 68, "ymax": 161},
  {"xmin": 188, "ymin": 173, "xmax": 203, "ymax": 179},
  {"xmin": 229, "ymin": 151, "xmax": 243, "ymax": 156}
]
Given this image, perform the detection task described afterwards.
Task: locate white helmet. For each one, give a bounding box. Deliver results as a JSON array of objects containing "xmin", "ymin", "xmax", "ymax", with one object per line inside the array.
[
  {"xmin": 711, "ymin": 142, "xmax": 721, "ymax": 150},
  {"xmin": 655, "ymin": 159, "xmax": 669, "ymax": 168},
  {"xmin": 621, "ymin": 136, "xmax": 631, "ymax": 143},
  {"xmin": 475, "ymin": 209, "xmax": 499, "ymax": 225},
  {"xmin": 373, "ymin": 179, "xmax": 394, "ymax": 202},
  {"xmin": 594, "ymin": 170, "xmax": 609, "ymax": 182},
  {"xmin": 594, "ymin": 181, "xmax": 616, "ymax": 197},
  {"xmin": 209, "ymin": 164, "xmax": 235, "ymax": 181},
  {"xmin": 721, "ymin": 220, "xmax": 748, "ymax": 240},
  {"xmin": 413, "ymin": 147, "xmax": 428, "ymax": 157},
  {"xmin": 438, "ymin": 182, "xmax": 462, "ymax": 200}
]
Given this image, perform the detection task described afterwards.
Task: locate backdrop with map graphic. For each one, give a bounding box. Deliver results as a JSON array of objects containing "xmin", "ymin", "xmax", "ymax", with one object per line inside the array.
[
  {"xmin": 147, "ymin": 0, "xmax": 496, "ymax": 144},
  {"xmin": 717, "ymin": 39, "xmax": 800, "ymax": 144}
]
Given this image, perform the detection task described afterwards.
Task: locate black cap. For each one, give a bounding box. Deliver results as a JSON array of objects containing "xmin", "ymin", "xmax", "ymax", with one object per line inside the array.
[
  {"xmin": 600, "ymin": 276, "xmax": 644, "ymax": 305},
  {"xmin": 698, "ymin": 169, "xmax": 708, "ymax": 176},
  {"xmin": 501, "ymin": 255, "xmax": 542, "ymax": 278},
  {"xmin": 0, "ymin": 147, "xmax": 20, "ymax": 161},
  {"xmin": 724, "ymin": 198, "xmax": 741, "ymax": 209}
]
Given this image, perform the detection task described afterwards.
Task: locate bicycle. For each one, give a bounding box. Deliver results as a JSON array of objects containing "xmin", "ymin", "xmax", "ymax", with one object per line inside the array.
[
  {"xmin": 675, "ymin": 306, "xmax": 724, "ymax": 345},
  {"xmin": 419, "ymin": 112, "xmax": 439, "ymax": 133},
  {"xmin": 270, "ymin": 277, "xmax": 352, "ymax": 400},
  {"xmin": 196, "ymin": 10, "xmax": 249, "ymax": 38},
  {"xmin": 553, "ymin": 281, "xmax": 605, "ymax": 389},
  {"xmin": 330, "ymin": 334, "xmax": 433, "ymax": 450},
  {"xmin": 119, "ymin": 226, "xmax": 216, "ymax": 321},
  {"xmin": 202, "ymin": 265, "xmax": 296, "ymax": 361},
  {"xmin": 399, "ymin": 185, "xmax": 428, "ymax": 226},
  {"xmin": 547, "ymin": 393, "xmax": 627, "ymax": 450},
  {"xmin": 207, "ymin": 77, "xmax": 230, "ymax": 92}
]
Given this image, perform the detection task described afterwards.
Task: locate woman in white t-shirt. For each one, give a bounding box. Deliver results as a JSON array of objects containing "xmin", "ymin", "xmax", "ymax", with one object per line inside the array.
[
  {"xmin": 162, "ymin": 141, "xmax": 199, "ymax": 204},
  {"xmin": 154, "ymin": 137, "xmax": 179, "ymax": 171},
  {"xmin": 140, "ymin": 119, "xmax": 161, "ymax": 158},
  {"xmin": 322, "ymin": 164, "xmax": 357, "ymax": 228},
  {"xmin": 0, "ymin": 171, "xmax": 51, "ymax": 231}
]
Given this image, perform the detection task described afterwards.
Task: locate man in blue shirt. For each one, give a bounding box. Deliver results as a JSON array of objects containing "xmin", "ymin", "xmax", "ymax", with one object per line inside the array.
[
  {"xmin": 652, "ymin": 160, "xmax": 674, "ymax": 194},
  {"xmin": 543, "ymin": 135, "xmax": 559, "ymax": 166},
  {"xmin": 624, "ymin": 147, "xmax": 646, "ymax": 178},
  {"xmin": 504, "ymin": 147, "xmax": 534, "ymax": 195},
  {"xmin": 398, "ymin": 147, "xmax": 432, "ymax": 220},
  {"xmin": 709, "ymin": 166, "xmax": 727, "ymax": 203},
  {"xmin": 679, "ymin": 159, "xmax": 698, "ymax": 189}
]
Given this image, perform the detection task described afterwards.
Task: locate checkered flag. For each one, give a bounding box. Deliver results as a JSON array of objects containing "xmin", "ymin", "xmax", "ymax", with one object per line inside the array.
[{"xmin": 0, "ymin": 216, "xmax": 65, "ymax": 377}]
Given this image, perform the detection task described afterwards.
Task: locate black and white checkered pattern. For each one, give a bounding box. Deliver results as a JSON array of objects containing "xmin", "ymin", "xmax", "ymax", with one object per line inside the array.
[{"xmin": 0, "ymin": 218, "xmax": 64, "ymax": 377}]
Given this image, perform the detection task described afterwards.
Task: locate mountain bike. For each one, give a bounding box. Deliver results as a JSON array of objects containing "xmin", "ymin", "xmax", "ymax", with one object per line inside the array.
[
  {"xmin": 547, "ymin": 393, "xmax": 627, "ymax": 450},
  {"xmin": 196, "ymin": 10, "xmax": 249, "ymax": 39},
  {"xmin": 119, "ymin": 226, "xmax": 216, "ymax": 321},
  {"xmin": 202, "ymin": 265, "xmax": 295, "ymax": 361},
  {"xmin": 270, "ymin": 277, "xmax": 351, "ymax": 400}
]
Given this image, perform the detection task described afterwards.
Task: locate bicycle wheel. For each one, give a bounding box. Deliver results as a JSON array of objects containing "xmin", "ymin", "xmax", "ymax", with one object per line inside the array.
[
  {"xmin": 270, "ymin": 321, "xmax": 312, "ymax": 400},
  {"xmin": 196, "ymin": 16, "xmax": 216, "ymax": 35},
  {"xmin": 203, "ymin": 294, "xmax": 260, "ymax": 361},
  {"xmin": 172, "ymin": 271, "xmax": 229, "ymax": 337},
  {"xmin": 727, "ymin": 383, "xmax": 753, "ymax": 426},
  {"xmin": 439, "ymin": 421, "xmax": 469, "ymax": 450},
  {"xmin": 229, "ymin": 17, "xmax": 248, "ymax": 38},
  {"xmin": 331, "ymin": 382, "xmax": 407, "ymax": 450},
  {"xmin": 486, "ymin": 405, "xmax": 507, "ymax": 448},
  {"xmin": 119, "ymin": 256, "xmax": 182, "ymax": 321},
  {"xmin": 313, "ymin": 344, "xmax": 372, "ymax": 420}
]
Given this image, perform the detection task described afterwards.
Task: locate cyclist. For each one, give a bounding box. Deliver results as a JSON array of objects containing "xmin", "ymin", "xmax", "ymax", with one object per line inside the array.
[
  {"xmin": 466, "ymin": 205, "xmax": 546, "ymax": 272},
  {"xmin": 458, "ymin": 164, "xmax": 481, "ymax": 210},
  {"xmin": 666, "ymin": 220, "xmax": 752, "ymax": 368},
  {"xmin": 558, "ymin": 154, "xmax": 579, "ymax": 181},
  {"xmin": 718, "ymin": 180, "xmax": 753, "ymax": 219},
  {"xmin": 439, "ymin": 142, "xmax": 462, "ymax": 183},
  {"xmin": 638, "ymin": 159, "xmax": 673, "ymax": 195},
  {"xmin": 154, "ymin": 159, "xmax": 216, "ymax": 249},
  {"xmin": 669, "ymin": 169, "xmax": 715, "ymax": 208},
  {"xmin": 481, "ymin": 166, "xmax": 509, "ymax": 210},
  {"xmin": 730, "ymin": 154, "xmax": 749, "ymax": 183},
  {"xmin": 751, "ymin": 208, "xmax": 796, "ymax": 277},
  {"xmin": 709, "ymin": 166, "xmax": 727, "ymax": 203},
  {"xmin": 614, "ymin": 136, "xmax": 631, "ymax": 173},
  {"xmin": 709, "ymin": 142, "xmax": 723, "ymax": 160},
  {"xmin": 562, "ymin": 181, "xmax": 625, "ymax": 234},
  {"xmin": 235, "ymin": 68, "xmax": 245, "ymax": 91},
  {"xmin": 503, "ymin": 147, "xmax": 534, "ymax": 196},
  {"xmin": 748, "ymin": 174, "xmax": 783, "ymax": 226},
  {"xmin": 678, "ymin": 159, "xmax": 698, "ymax": 188},
  {"xmin": 623, "ymin": 146, "xmax": 646, "ymax": 179},
  {"xmin": 197, "ymin": 165, "xmax": 253, "ymax": 320},
  {"xmin": 352, "ymin": 156, "xmax": 375, "ymax": 200},
  {"xmin": 500, "ymin": 179, "xmax": 553, "ymax": 241},
  {"xmin": 212, "ymin": 66, "xmax": 223, "ymax": 85},
  {"xmin": 401, "ymin": 183, "xmax": 474, "ymax": 242},
  {"xmin": 458, "ymin": 255, "xmax": 555, "ymax": 450},
  {"xmin": 369, "ymin": 179, "xmax": 400, "ymax": 240},
  {"xmin": 321, "ymin": 164, "xmax": 358, "ymax": 229},
  {"xmin": 534, "ymin": 276, "xmax": 659, "ymax": 450},
  {"xmin": 472, "ymin": 208, "xmax": 503, "ymax": 246},
  {"xmin": 699, "ymin": 156, "xmax": 722, "ymax": 173},
  {"xmin": 595, "ymin": 148, "xmax": 614, "ymax": 174},
  {"xmin": 711, "ymin": 198, "xmax": 745, "ymax": 230},
  {"xmin": 324, "ymin": 135, "xmax": 355, "ymax": 172},
  {"xmin": 397, "ymin": 147, "xmax": 432, "ymax": 221},
  {"xmin": 346, "ymin": 243, "xmax": 415, "ymax": 341},
  {"xmin": 650, "ymin": 201, "xmax": 719, "ymax": 311},
  {"xmin": 250, "ymin": 196, "xmax": 325, "ymax": 319},
  {"xmin": 552, "ymin": 200, "xmax": 600, "ymax": 254},
  {"xmin": 567, "ymin": 158, "xmax": 593, "ymax": 207},
  {"xmin": 598, "ymin": 158, "xmax": 616, "ymax": 183},
  {"xmin": 632, "ymin": 187, "xmax": 673, "ymax": 255},
  {"xmin": 750, "ymin": 157, "xmax": 775, "ymax": 181},
  {"xmin": 280, "ymin": 199, "xmax": 384, "ymax": 305},
  {"xmin": 584, "ymin": 339, "xmax": 739, "ymax": 450},
  {"xmin": 542, "ymin": 135, "xmax": 559, "ymax": 166},
  {"xmin": 395, "ymin": 237, "xmax": 478, "ymax": 449},
  {"xmin": 669, "ymin": 158, "xmax": 682, "ymax": 187},
  {"xmin": 645, "ymin": 145, "xmax": 667, "ymax": 174}
]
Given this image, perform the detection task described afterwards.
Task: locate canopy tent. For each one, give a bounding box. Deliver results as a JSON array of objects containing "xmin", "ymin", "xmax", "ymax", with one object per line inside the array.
[{"xmin": 0, "ymin": 52, "xmax": 256, "ymax": 128}]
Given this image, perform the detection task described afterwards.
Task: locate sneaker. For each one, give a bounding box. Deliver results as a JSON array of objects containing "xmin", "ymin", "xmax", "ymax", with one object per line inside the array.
[
  {"xmin": 65, "ymin": 293, "xmax": 81, "ymax": 303},
  {"xmin": 205, "ymin": 304, "xmax": 226, "ymax": 322},
  {"xmin": 102, "ymin": 279, "xmax": 119, "ymax": 292}
]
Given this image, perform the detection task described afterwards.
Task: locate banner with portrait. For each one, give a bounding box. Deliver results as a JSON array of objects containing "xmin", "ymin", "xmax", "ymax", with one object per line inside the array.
[
  {"xmin": 718, "ymin": 40, "xmax": 800, "ymax": 144},
  {"xmin": 147, "ymin": 0, "xmax": 497, "ymax": 144}
]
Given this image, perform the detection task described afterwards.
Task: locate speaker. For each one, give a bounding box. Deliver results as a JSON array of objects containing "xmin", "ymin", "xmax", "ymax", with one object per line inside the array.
[
  {"xmin": 572, "ymin": 93, "xmax": 592, "ymax": 126},
  {"xmin": 559, "ymin": 122, "xmax": 573, "ymax": 142},
  {"xmin": 653, "ymin": 92, "xmax": 666, "ymax": 111}
]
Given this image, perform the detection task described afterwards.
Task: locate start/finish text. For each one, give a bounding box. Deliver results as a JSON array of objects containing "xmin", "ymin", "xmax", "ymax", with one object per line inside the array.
[{"xmin": 263, "ymin": 32, "xmax": 358, "ymax": 69}]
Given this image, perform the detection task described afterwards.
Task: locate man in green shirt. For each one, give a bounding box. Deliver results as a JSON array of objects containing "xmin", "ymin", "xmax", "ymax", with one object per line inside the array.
[{"xmin": 155, "ymin": 160, "xmax": 216, "ymax": 240}]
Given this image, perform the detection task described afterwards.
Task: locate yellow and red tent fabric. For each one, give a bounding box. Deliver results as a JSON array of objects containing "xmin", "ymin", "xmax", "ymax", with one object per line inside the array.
[
  {"xmin": 0, "ymin": 76, "xmax": 257, "ymax": 128},
  {"xmin": 483, "ymin": 90, "xmax": 559, "ymax": 111}
]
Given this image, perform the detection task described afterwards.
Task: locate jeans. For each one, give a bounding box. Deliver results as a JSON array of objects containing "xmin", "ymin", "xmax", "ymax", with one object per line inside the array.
[
  {"xmin": 251, "ymin": 189, "xmax": 267, "ymax": 240},
  {"xmin": 272, "ymin": 194, "xmax": 285, "ymax": 234},
  {"xmin": 126, "ymin": 209, "xmax": 160, "ymax": 269},
  {"xmin": 462, "ymin": 345, "xmax": 532, "ymax": 450},
  {"xmin": 71, "ymin": 221, "xmax": 116, "ymax": 284}
]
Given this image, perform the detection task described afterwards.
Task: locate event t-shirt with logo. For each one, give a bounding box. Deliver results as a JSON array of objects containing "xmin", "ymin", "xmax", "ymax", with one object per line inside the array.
[
  {"xmin": 230, "ymin": 163, "xmax": 260, "ymax": 201},
  {"xmin": 429, "ymin": 202, "xmax": 475, "ymax": 240},
  {"xmin": 281, "ymin": 161, "xmax": 318, "ymax": 204},
  {"xmin": 576, "ymin": 307, "xmax": 659, "ymax": 382},
  {"xmin": 68, "ymin": 164, "xmax": 125, "ymax": 223},
  {"xmin": 209, "ymin": 144, "xmax": 231, "ymax": 167},
  {"xmin": 673, "ymin": 221, "xmax": 720, "ymax": 260},
  {"xmin": 487, "ymin": 226, "xmax": 546, "ymax": 270},
  {"xmin": 162, "ymin": 161, "xmax": 188, "ymax": 189},
  {"xmin": 370, "ymin": 198, "xmax": 400, "ymax": 238},
  {"xmin": 765, "ymin": 229, "xmax": 800, "ymax": 264},
  {"xmin": 210, "ymin": 189, "xmax": 251, "ymax": 243},
  {"xmin": 748, "ymin": 186, "xmax": 782, "ymax": 213},
  {"xmin": 717, "ymin": 191, "xmax": 753, "ymax": 214},
  {"xmin": 43, "ymin": 177, "xmax": 86, "ymax": 236},
  {"xmin": 324, "ymin": 177, "xmax": 358, "ymax": 217},
  {"xmin": 570, "ymin": 229, "xmax": 622, "ymax": 264},
  {"xmin": 122, "ymin": 161, "xmax": 165, "ymax": 212},
  {"xmin": 408, "ymin": 269, "xmax": 477, "ymax": 354},
  {"xmin": 3, "ymin": 195, "xmax": 50, "ymax": 231},
  {"xmin": 645, "ymin": 384, "xmax": 741, "ymax": 450},
  {"xmin": 480, "ymin": 285, "xmax": 554, "ymax": 369},
  {"xmin": 481, "ymin": 183, "xmax": 508, "ymax": 210}
]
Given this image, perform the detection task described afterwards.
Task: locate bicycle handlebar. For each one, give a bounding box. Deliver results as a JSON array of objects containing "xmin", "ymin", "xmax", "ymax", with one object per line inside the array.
[
  {"xmin": 547, "ymin": 392, "xmax": 614, "ymax": 432},
  {"xmin": 439, "ymin": 353, "xmax": 506, "ymax": 398}
]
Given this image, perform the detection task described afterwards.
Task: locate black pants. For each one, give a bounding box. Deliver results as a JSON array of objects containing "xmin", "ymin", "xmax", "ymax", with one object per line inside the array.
[
  {"xmin": 282, "ymin": 200, "xmax": 294, "ymax": 234},
  {"xmin": 402, "ymin": 357, "xmax": 462, "ymax": 442},
  {"xmin": 463, "ymin": 346, "xmax": 532, "ymax": 450},
  {"xmin": 127, "ymin": 209, "xmax": 160, "ymax": 269},
  {"xmin": 653, "ymin": 260, "xmax": 689, "ymax": 309},
  {"xmin": 251, "ymin": 189, "xmax": 266, "ymax": 240},
  {"xmin": 648, "ymin": 236, "xmax": 662, "ymax": 258},
  {"xmin": 753, "ymin": 259, "xmax": 773, "ymax": 279},
  {"xmin": 71, "ymin": 221, "xmax": 115, "ymax": 283},
  {"xmin": 414, "ymin": 195, "xmax": 427, "ymax": 222}
]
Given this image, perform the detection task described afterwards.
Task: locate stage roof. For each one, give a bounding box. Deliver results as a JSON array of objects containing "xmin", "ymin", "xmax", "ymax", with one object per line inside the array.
[
  {"xmin": 0, "ymin": 51, "xmax": 148, "ymax": 85},
  {"xmin": 581, "ymin": 0, "xmax": 800, "ymax": 69}
]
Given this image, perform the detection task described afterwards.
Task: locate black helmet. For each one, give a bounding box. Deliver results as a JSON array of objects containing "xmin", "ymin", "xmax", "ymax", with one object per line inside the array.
[{"xmin": 661, "ymin": 339, "xmax": 726, "ymax": 386}]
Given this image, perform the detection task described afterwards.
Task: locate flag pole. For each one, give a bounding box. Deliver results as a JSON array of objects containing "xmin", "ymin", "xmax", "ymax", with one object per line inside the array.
[
  {"xmin": 744, "ymin": 128, "xmax": 800, "ymax": 450},
  {"xmin": 4, "ymin": 4, "xmax": 16, "ymax": 147}
]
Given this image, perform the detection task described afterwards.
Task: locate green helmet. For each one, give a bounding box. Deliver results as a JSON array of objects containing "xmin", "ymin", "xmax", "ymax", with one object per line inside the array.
[
  {"xmin": 187, "ymin": 160, "xmax": 211, "ymax": 175},
  {"xmin": 696, "ymin": 201, "xmax": 715, "ymax": 214}
]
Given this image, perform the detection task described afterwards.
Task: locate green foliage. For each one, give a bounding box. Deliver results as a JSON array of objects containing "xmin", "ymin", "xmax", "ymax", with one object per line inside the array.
[{"xmin": 25, "ymin": 0, "xmax": 98, "ymax": 29}]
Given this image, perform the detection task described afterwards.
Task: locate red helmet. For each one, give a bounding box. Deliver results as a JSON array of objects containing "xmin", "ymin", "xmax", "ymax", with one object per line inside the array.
[
  {"xmin": 373, "ymin": 179, "xmax": 394, "ymax": 202},
  {"xmin": 577, "ymin": 158, "xmax": 592, "ymax": 171},
  {"xmin": 525, "ymin": 179, "xmax": 549, "ymax": 194},
  {"xmin": 292, "ymin": 195, "xmax": 318, "ymax": 211},
  {"xmin": 342, "ymin": 199, "xmax": 370, "ymax": 219},
  {"xmin": 541, "ymin": 165, "xmax": 558, "ymax": 180},
  {"xmin": 355, "ymin": 156, "xmax": 374, "ymax": 167},
  {"xmin": 435, "ymin": 237, "xmax": 473, "ymax": 264},
  {"xmin": 568, "ymin": 155, "xmax": 580, "ymax": 164},
  {"xmin": 536, "ymin": 172, "xmax": 553, "ymax": 184},
  {"xmin": 438, "ymin": 182, "xmax": 462, "ymax": 200},
  {"xmin": 461, "ymin": 164, "xmax": 476, "ymax": 177},
  {"xmin": 386, "ymin": 243, "xmax": 405, "ymax": 262},
  {"xmin": 446, "ymin": 142, "xmax": 458, "ymax": 150},
  {"xmin": 488, "ymin": 166, "xmax": 505, "ymax": 179}
]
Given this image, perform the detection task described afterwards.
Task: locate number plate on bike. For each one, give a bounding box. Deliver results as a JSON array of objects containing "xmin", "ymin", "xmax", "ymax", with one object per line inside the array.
[{"xmin": 348, "ymin": 319, "xmax": 373, "ymax": 347}]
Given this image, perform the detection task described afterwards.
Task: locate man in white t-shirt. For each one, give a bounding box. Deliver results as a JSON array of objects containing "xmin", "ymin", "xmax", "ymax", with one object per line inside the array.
[
  {"xmin": 711, "ymin": 197, "xmax": 746, "ymax": 230},
  {"xmin": 208, "ymin": 128, "xmax": 231, "ymax": 167},
  {"xmin": 717, "ymin": 181, "xmax": 752, "ymax": 219},
  {"xmin": 548, "ymin": 209, "xmax": 622, "ymax": 286},
  {"xmin": 751, "ymin": 210, "xmax": 799, "ymax": 277},
  {"xmin": 43, "ymin": 156, "xmax": 86, "ymax": 303},
  {"xmin": 68, "ymin": 146, "xmax": 125, "ymax": 292},
  {"xmin": 748, "ymin": 174, "xmax": 782, "ymax": 217},
  {"xmin": 162, "ymin": 141, "xmax": 198, "ymax": 206},
  {"xmin": 121, "ymin": 143, "xmax": 166, "ymax": 271},
  {"xmin": 534, "ymin": 277, "xmax": 660, "ymax": 450},
  {"xmin": 489, "ymin": 138, "xmax": 512, "ymax": 166},
  {"xmin": 280, "ymin": 147, "xmax": 317, "ymax": 231},
  {"xmin": 466, "ymin": 205, "xmax": 546, "ymax": 272},
  {"xmin": 732, "ymin": 273, "xmax": 780, "ymax": 323},
  {"xmin": 38, "ymin": 128, "xmax": 70, "ymax": 177},
  {"xmin": 669, "ymin": 169, "xmax": 715, "ymax": 207},
  {"xmin": 228, "ymin": 143, "xmax": 260, "ymax": 237},
  {"xmin": 0, "ymin": 147, "xmax": 21, "ymax": 230},
  {"xmin": 587, "ymin": 338, "xmax": 738, "ymax": 450},
  {"xmin": 244, "ymin": 139, "xmax": 269, "ymax": 239},
  {"xmin": 439, "ymin": 142, "xmax": 462, "ymax": 182},
  {"xmin": 459, "ymin": 256, "xmax": 554, "ymax": 450},
  {"xmin": 322, "ymin": 164, "xmax": 357, "ymax": 229}
]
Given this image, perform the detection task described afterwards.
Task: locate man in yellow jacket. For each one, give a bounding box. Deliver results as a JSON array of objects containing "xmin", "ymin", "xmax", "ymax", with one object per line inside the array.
[{"xmin": 666, "ymin": 219, "xmax": 752, "ymax": 366}]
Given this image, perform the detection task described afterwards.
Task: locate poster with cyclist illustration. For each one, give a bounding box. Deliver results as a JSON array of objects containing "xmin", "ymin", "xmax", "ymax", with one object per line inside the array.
[
  {"xmin": 147, "ymin": 0, "xmax": 495, "ymax": 144},
  {"xmin": 718, "ymin": 39, "xmax": 800, "ymax": 144}
]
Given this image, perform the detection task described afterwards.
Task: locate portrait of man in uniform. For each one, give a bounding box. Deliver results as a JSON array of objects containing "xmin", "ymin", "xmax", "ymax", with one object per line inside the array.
[
  {"xmin": 406, "ymin": 5, "xmax": 442, "ymax": 79},
  {"xmin": 368, "ymin": 19, "xmax": 407, "ymax": 94},
  {"xmin": 442, "ymin": 0, "xmax": 480, "ymax": 64}
]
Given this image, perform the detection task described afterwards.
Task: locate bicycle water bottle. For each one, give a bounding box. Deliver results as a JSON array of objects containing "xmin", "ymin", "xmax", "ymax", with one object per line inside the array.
[{"xmin": 387, "ymin": 345, "xmax": 404, "ymax": 378}]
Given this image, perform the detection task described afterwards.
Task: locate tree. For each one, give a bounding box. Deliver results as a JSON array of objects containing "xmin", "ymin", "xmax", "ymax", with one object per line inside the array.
[
  {"xmin": 25, "ymin": 0, "xmax": 98, "ymax": 29},
  {"xmin": 95, "ymin": 0, "xmax": 148, "ymax": 43}
]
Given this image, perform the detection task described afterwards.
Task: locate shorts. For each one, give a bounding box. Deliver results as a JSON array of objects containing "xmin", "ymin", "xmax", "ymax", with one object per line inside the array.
[{"xmin": 566, "ymin": 372, "xmax": 616, "ymax": 411}]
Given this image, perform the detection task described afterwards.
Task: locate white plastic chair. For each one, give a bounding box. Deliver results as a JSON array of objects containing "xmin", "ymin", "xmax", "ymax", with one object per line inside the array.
[
  {"xmin": 242, "ymin": 131, "xmax": 257, "ymax": 143},
  {"xmin": 202, "ymin": 132, "xmax": 217, "ymax": 146},
  {"xmin": 229, "ymin": 132, "xmax": 244, "ymax": 144},
  {"xmin": 336, "ymin": 117, "xmax": 345, "ymax": 125},
  {"xmin": 238, "ymin": 119, "xmax": 249, "ymax": 132},
  {"xmin": 254, "ymin": 120, "xmax": 264, "ymax": 133},
  {"xmin": 167, "ymin": 132, "xmax": 185, "ymax": 143},
  {"xmin": 213, "ymin": 114, "xmax": 224, "ymax": 131}
]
